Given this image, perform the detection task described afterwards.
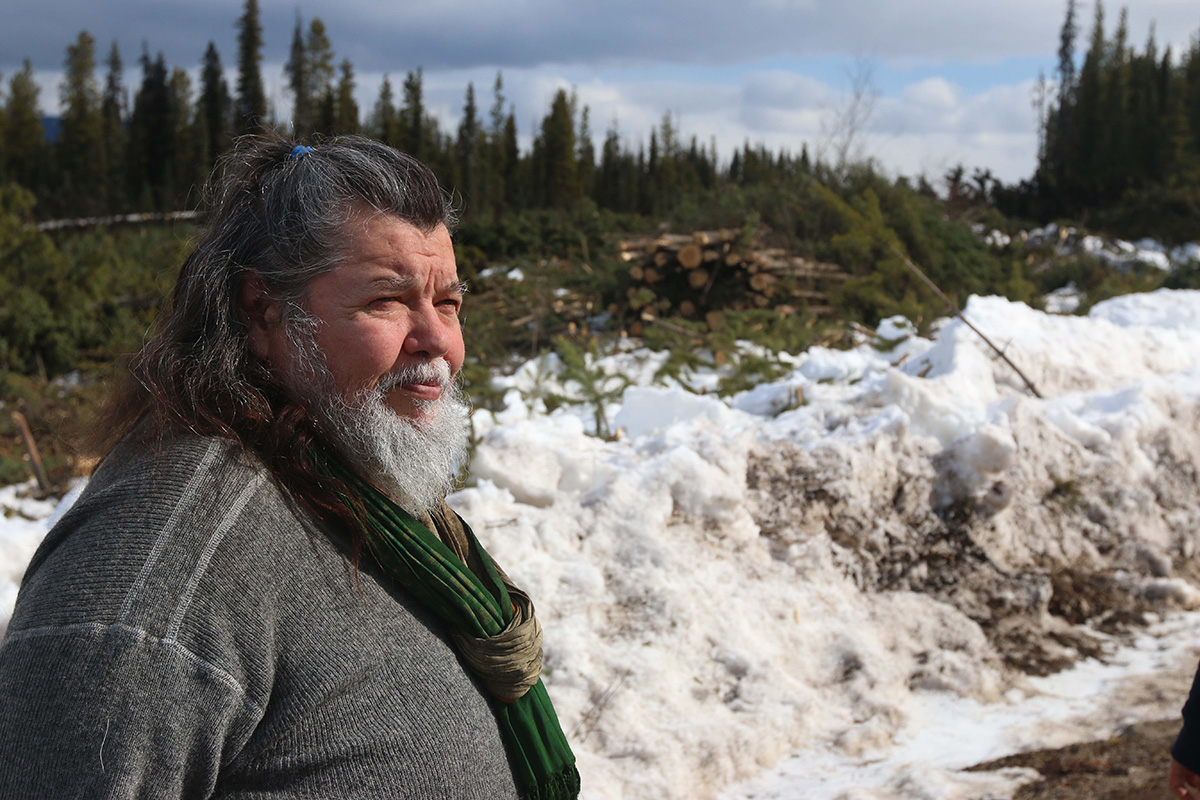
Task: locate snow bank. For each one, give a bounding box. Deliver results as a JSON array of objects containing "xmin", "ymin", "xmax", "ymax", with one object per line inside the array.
[{"xmin": 452, "ymin": 290, "xmax": 1200, "ymax": 798}]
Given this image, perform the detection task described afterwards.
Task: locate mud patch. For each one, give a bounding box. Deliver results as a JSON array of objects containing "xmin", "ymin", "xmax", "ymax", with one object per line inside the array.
[{"xmin": 968, "ymin": 719, "xmax": 1178, "ymax": 800}]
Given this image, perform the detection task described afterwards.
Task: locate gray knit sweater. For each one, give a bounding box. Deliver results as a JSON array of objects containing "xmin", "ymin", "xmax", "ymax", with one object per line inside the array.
[{"xmin": 0, "ymin": 433, "xmax": 520, "ymax": 799}]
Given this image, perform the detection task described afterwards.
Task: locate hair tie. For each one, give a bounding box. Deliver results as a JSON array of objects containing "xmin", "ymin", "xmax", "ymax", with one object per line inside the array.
[{"xmin": 288, "ymin": 145, "xmax": 315, "ymax": 162}]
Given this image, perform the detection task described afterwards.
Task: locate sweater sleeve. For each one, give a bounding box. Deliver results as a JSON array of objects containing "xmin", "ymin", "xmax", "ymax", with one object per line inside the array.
[
  {"xmin": 1173, "ymin": 659, "xmax": 1200, "ymax": 773},
  {"xmin": 0, "ymin": 622, "xmax": 260, "ymax": 799}
]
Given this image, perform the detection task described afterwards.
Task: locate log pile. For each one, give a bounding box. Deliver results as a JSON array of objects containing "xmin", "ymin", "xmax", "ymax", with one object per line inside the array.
[{"xmin": 615, "ymin": 229, "xmax": 850, "ymax": 333}]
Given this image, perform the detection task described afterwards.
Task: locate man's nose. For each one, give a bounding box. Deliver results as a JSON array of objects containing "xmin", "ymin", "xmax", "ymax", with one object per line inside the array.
[{"xmin": 403, "ymin": 304, "xmax": 453, "ymax": 360}]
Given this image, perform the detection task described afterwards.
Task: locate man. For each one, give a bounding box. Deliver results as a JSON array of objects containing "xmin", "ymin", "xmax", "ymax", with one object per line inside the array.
[{"xmin": 0, "ymin": 136, "xmax": 578, "ymax": 799}]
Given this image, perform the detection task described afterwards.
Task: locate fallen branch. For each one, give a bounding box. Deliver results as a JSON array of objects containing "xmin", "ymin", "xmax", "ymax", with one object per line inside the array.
[
  {"xmin": 570, "ymin": 670, "xmax": 630, "ymax": 744},
  {"xmin": 890, "ymin": 244, "xmax": 1043, "ymax": 399},
  {"xmin": 12, "ymin": 412, "xmax": 51, "ymax": 493}
]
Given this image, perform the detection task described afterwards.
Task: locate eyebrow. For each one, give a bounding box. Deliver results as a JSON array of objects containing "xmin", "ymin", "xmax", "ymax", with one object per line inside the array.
[{"xmin": 365, "ymin": 276, "xmax": 469, "ymax": 295}]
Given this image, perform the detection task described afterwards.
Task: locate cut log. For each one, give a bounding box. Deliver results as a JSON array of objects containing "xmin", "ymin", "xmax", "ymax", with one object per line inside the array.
[
  {"xmin": 702, "ymin": 248, "xmax": 720, "ymax": 264},
  {"xmin": 656, "ymin": 233, "xmax": 694, "ymax": 248},
  {"xmin": 788, "ymin": 289, "xmax": 829, "ymax": 300},
  {"xmin": 653, "ymin": 251, "xmax": 671, "ymax": 268},
  {"xmin": 724, "ymin": 252, "xmax": 742, "ymax": 267},
  {"xmin": 679, "ymin": 300, "xmax": 697, "ymax": 317},
  {"xmin": 643, "ymin": 267, "xmax": 663, "ymax": 284},
  {"xmin": 705, "ymin": 310, "xmax": 725, "ymax": 331},
  {"xmin": 749, "ymin": 273, "xmax": 779, "ymax": 293},
  {"xmin": 619, "ymin": 236, "xmax": 658, "ymax": 251},
  {"xmin": 678, "ymin": 243, "xmax": 703, "ymax": 269},
  {"xmin": 688, "ymin": 269, "xmax": 709, "ymax": 290},
  {"xmin": 630, "ymin": 265, "xmax": 644, "ymax": 281}
]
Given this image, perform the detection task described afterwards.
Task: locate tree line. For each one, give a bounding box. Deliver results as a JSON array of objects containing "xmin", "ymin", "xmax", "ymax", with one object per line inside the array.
[
  {"xmin": 999, "ymin": 0, "xmax": 1200, "ymax": 242},
  {"xmin": 0, "ymin": 0, "xmax": 817, "ymax": 222}
]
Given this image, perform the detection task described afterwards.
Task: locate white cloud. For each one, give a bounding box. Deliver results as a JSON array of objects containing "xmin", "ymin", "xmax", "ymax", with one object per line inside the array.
[{"xmin": 902, "ymin": 78, "xmax": 960, "ymax": 111}]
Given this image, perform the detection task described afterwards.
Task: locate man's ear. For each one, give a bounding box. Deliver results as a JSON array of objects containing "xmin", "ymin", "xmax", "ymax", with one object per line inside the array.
[{"xmin": 239, "ymin": 274, "xmax": 284, "ymax": 362}]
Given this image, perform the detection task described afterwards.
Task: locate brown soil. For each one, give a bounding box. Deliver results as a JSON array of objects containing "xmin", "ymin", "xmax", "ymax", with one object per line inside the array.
[{"xmin": 969, "ymin": 718, "xmax": 1180, "ymax": 799}]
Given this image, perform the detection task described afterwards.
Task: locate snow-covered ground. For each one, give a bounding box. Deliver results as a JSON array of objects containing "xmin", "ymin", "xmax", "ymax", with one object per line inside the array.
[
  {"xmin": 985, "ymin": 223, "xmax": 1200, "ymax": 272},
  {"xmin": 3, "ymin": 289, "xmax": 1200, "ymax": 799}
]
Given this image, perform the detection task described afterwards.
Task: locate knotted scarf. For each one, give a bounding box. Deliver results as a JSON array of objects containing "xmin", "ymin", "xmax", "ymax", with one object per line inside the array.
[{"xmin": 326, "ymin": 459, "xmax": 580, "ymax": 800}]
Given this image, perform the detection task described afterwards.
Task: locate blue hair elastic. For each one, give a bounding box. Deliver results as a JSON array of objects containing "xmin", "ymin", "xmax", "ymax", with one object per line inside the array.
[{"xmin": 288, "ymin": 145, "xmax": 315, "ymax": 161}]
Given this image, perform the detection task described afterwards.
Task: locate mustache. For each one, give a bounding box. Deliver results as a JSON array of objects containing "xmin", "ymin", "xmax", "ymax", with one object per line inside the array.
[{"xmin": 374, "ymin": 360, "xmax": 453, "ymax": 395}]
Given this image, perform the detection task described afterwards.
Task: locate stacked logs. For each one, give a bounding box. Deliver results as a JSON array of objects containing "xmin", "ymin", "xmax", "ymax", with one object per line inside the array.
[{"xmin": 616, "ymin": 229, "xmax": 850, "ymax": 332}]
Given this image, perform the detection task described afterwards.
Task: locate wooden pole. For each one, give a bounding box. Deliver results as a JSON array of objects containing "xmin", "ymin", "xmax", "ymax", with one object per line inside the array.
[
  {"xmin": 11, "ymin": 412, "xmax": 51, "ymax": 492},
  {"xmin": 889, "ymin": 244, "xmax": 1043, "ymax": 399}
]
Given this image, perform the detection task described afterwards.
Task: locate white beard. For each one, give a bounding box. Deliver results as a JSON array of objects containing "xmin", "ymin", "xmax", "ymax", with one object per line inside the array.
[{"xmin": 286, "ymin": 317, "xmax": 470, "ymax": 515}]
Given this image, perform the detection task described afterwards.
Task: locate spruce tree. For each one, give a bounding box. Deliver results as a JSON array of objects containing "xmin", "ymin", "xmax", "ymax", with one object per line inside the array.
[
  {"xmin": 199, "ymin": 42, "xmax": 232, "ymax": 173},
  {"xmin": 101, "ymin": 42, "xmax": 128, "ymax": 210},
  {"xmin": 501, "ymin": 111, "xmax": 520, "ymax": 208},
  {"xmin": 368, "ymin": 75, "xmax": 398, "ymax": 146},
  {"xmin": 597, "ymin": 122, "xmax": 623, "ymax": 210},
  {"xmin": 285, "ymin": 15, "xmax": 312, "ymax": 138},
  {"xmin": 577, "ymin": 105, "xmax": 595, "ymax": 199},
  {"xmin": 401, "ymin": 69, "xmax": 424, "ymax": 158},
  {"xmin": 1043, "ymin": 0, "xmax": 1080, "ymax": 210},
  {"xmin": 306, "ymin": 20, "xmax": 335, "ymax": 97},
  {"xmin": 168, "ymin": 67, "xmax": 199, "ymax": 203},
  {"xmin": 484, "ymin": 72, "xmax": 507, "ymax": 213},
  {"xmin": 306, "ymin": 19, "xmax": 335, "ymax": 134},
  {"xmin": 4, "ymin": 62, "xmax": 50, "ymax": 198},
  {"xmin": 235, "ymin": 0, "xmax": 267, "ymax": 134},
  {"xmin": 1073, "ymin": 0, "xmax": 1106, "ymax": 203},
  {"xmin": 539, "ymin": 88, "xmax": 578, "ymax": 207},
  {"xmin": 128, "ymin": 49, "xmax": 171, "ymax": 209},
  {"xmin": 455, "ymin": 82, "xmax": 480, "ymax": 205},
  {"xmin": 58, "ymin": 31, "xmax": 107, "ymax": 215},
  {"xmin": 1057, "ymin": 0, "xmax": 1079, "ymax": 92},
  {"xmin": 333, "ymin": 59, "xmax": 358, "ymax": 135},
  {"xmin": 1099, "ymin": 8, "xmax": 1131, "ymax": 200}
]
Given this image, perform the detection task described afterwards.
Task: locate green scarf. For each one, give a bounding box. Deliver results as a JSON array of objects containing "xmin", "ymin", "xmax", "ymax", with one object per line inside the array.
[{"xmin": 327, "ymin": 460, "xmax": 580, "ymax": 800}]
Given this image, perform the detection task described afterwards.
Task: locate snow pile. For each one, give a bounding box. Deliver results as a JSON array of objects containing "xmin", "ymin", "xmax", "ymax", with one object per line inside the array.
[
  {"xmin": 3, "ymin": 290, "xmax": 1200, "ymax": 799},
  {"xmin": 0, "ymin": 481, "xmax": 83, "ymax": 638},
  {"xmin": 455, "ymin": 289, "xmax": 1200, "ymax": 798}
]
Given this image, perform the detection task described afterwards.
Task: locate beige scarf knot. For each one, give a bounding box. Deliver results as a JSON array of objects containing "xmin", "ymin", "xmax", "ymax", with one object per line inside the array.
[{"xmin": 424, "ymin": 501, "xmax": 544, "ymax": 701}]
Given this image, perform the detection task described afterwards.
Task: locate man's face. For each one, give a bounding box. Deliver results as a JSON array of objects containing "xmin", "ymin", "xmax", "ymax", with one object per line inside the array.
[{"xmin": 279, "ymin": 214, "xmax": 465, "ymax": 419}]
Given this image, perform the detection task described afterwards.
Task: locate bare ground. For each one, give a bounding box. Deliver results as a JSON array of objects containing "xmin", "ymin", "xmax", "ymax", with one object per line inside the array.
[{"xmin": 969, "ymin": 718, "xmax": 1179, "ymax": 800}]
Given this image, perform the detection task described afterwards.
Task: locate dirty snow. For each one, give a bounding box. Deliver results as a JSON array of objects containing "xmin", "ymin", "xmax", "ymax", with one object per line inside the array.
[{"xmin": 3, "ymin": 289, "xmax": 1200, "ymax": 799}]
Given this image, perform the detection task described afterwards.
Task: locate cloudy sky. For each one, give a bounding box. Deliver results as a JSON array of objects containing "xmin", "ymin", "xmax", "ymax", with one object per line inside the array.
[{"xmin": 4, "ymin": 1, "xmax": 1199, "ymax": 184}]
